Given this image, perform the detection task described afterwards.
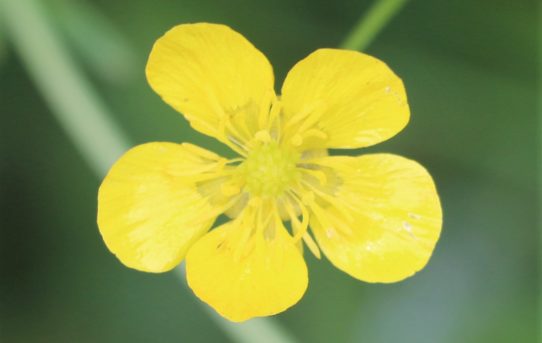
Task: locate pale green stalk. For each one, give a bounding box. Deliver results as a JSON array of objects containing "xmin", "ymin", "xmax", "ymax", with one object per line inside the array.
[
  {"xmin": 49, "ymin": 0, "xmax": 138, "ymax": 84},
  {"xmin": 0, "ymin": 0, "xmax": 130, "ymax": 176},
  {"xmin": 340, "ymin": 0, "xmax": 409, "ymax": 51}
]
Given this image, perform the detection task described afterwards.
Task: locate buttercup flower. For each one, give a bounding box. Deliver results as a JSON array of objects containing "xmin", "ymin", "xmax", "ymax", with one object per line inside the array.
[{"xmin": 97, "ymin": 23, "xmax": 442, "ymax": 322}]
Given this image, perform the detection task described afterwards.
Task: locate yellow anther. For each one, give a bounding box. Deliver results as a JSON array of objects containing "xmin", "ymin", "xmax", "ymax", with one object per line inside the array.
[
  {"xmin": 181, "ymin": 143, "xmax": 221, "ymax": 161},
  {"xmin": 302, "ymin": 168, "xmax": 327, "ymax": 185},
  {"xmin": 302, "ymin": 232, "xmax": 321, "ymax": 259},
  {"xmin": 291, "ymin": 134, "xmax": 303, "ymax": 147},
  {"xmin": 254, "ymin": 130, "xmax": 272, "ymax": 143}
]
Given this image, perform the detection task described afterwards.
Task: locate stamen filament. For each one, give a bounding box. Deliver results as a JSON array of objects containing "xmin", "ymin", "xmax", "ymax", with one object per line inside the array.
[
  {"xmin": 300, "ymin": 178, "xmax": 355, "ymax": 224},
  {"xmin": 309, "ymin": 199, "xmax": 353, "ymax": 237},
  {"xmin": 224, "ymin": 135, "xmax": 248, "ymax": 157},
  {"xmin": 225, "ymin": 118, "xmax": 251, "ymax": 145},
  {"xmin": 285, "ymin": 191, "xmax": 310, "ymax": 242},
  {"xmin": 181, "ymin": 143, "xmax": 222, "ymax": 161},
  {"xmin": 302, "ymin": 232, "xmax": 321, "ymax": 259},
  {"xmin": 298, "ymin": 166, "xmax": 328, "ymax": 185}
]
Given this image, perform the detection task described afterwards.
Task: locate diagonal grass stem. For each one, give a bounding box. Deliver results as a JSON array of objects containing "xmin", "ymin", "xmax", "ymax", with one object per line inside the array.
[{"xmin": 340, "ymin": 0, "xmax": 409, "ymax": 51}]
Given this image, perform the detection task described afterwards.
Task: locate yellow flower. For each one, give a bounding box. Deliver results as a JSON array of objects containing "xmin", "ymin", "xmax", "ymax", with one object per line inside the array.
[{"xmin": 97, "ymin": 23, "xmax": 442, "ymax": 322}]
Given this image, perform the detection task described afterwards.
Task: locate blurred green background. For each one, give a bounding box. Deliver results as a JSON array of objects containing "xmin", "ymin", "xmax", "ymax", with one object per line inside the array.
[{"xmin": 0, "ymin": 0, "xmax": 537, "ymax": 342}]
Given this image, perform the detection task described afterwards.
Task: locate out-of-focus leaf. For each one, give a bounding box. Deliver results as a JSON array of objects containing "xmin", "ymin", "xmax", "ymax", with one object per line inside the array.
[
  {"xmin": 371, "ymin": 42, "xmax": 536, "ymax": 190},
  {"xmin": 48, "ymin": 0, "xmax": 138, "ymax": 84},
  {"xmin": 0, "ymin": 0, "xmax": 130, "ymax": 176},
  {"xmin": 392, "ymin": 0, "xmax": 536, "ymax": 83},
  {"xmin": 340, "ymin": 0, "xmax": 408, "ymax": 50}
]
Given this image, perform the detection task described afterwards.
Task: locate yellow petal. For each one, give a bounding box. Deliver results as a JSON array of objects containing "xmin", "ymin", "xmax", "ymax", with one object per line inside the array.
[
  {"xmin": 186, "ymin": 218, "xmax": 308, "ymax": 322},
  {"xmin": 308, "ymin": 154, "xmax": 442, "ymax": 283},
  {"xmin": 146, "ymin": 23, "xmax": 275, "ymax": 146},
  {"xmin": 97, "ymin": 142, "xmax": 230, "ymax": 273},
  {"xmin": 281, "ymin": 49, "xmax": 409, "ymax": 149}
]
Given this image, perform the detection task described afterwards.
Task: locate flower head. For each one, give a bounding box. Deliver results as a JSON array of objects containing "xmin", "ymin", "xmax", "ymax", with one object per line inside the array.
[{"xmin": 97, "ymin": 23, "xmax": 442, "ymax": 322}]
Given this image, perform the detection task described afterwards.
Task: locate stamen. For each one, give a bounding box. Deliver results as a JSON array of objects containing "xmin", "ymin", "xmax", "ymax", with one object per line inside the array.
[
  {"xmin": 284, "ymin": 101, "xmax": 322, "ymax": 130},
  {"xmin": 301, "ymin": 128, "xmax": 327, "ymax": 141},
  {"xmin": 231, "ymin": 207, "xmax": 255, "ymax": 261},
  {"xmin": 267, "ymin": 100, "xmax": 282, "ymax": 128},
  {"xmin": 229, "ymin": 104, "xmax": 255, "ymax": 142},
  {"xmin": 181, "ymin": 143, "xmax": 222, "ymax": 161},
  {"xmin": 224, "ymin": 193, "xmax": 248, "ymax": 218},
  {"xmin": 225, "ymin": 117, "xmax": 251, "ymax": 144},
  {"xmin": 285, "ymin": 191, "xmax": 309, "ymax": 242},
  {"xmin": 289, "ymin": 128, "xmax": 328, "ymax": 148},
  {"xmin": 224, "ymin": 134, "xmax": 248, "ymax": 157},
  {"xmin": 231, "ymin": 199, "xmax": 280, "ymax": 261},
  {"xmin": 302, "ymin": 232, "xmax": 321, "ymax": 259},
  {"xmin": 282, "ymin": 190, "xmax": 320, "ymax": 258},
  {"xmin": 190, "ymin": 194, "xmax": 242, "ymax": 228},
  {"xmin": 309, "ymin": 199, "xmax": 353, "ymax": 237},
  {"xmin": 257, "ymin": 90, "xmax": 275, "ymax": 130},
  {"xmin": 290, "ymin": 134, "xmax": 303, "ymax": 147},
  {"xmin": 298, "ymin": 166, "xmax": 327, "ymax": 185},
  {"xmin": 181, "ymin": 169, "xmax": 230, "ymax": 183},
  {"xmin": 272, "ymin": 100, "xmax": 283, "ymax": 142},
  {"xmin": 263, "ymin": 201, "xmax": 280, "ymax": 240},
  {"xmin": 282, "ymin": 101, "xmax": 327, "ymax": 147},
  {"xmin": 300, "ymin": 178, "xmax": 355, "ymax": 224},
  {"xmin": 254, "ymin": 130, "xmax": 272, "ymax": 143},
  {"xmin": 215, "ymin": 114, "xmax": 249, "ymax": 157},
  {"xmin": 297, "ymin": 155, "xmax": 327, "ymax": 164},
  {"xmin": 297, "ymin": 104, "xmax": 326, "ymax": 133},
  {"xmin": 226, "ymin": 157, "xmax": 244, "ymax": 165}
]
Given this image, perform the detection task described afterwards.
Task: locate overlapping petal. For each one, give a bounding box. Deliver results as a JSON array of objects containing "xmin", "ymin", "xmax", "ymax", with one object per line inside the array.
[
  {"xmin": 308, "ymin": 154, "xmax": 442, "ymax": 283},
  {"xmin": 186, "ymin": 216, "xmax": 308, "ymax": 322},
  {"xmin": 281, "ymin": 49, "xmax": 409, "ymax": 149},
  {"xmin": 146, "ymin": 23, "xmax": 275, "ymax": 144},
  {"xmin": 97, "ymin": 142, "xmax": 231, "ymax": 272}
]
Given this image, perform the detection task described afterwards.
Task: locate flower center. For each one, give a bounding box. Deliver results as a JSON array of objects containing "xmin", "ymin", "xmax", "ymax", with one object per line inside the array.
[{"xmin": 241, "ymin": 142, "xmax": 299, "ymax": 196}]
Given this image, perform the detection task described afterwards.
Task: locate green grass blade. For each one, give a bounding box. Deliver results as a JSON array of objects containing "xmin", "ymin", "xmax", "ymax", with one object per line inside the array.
[
  {"xmin": 1, "ymin": 0, "xmax": 130, "ymax": 176},
  {"xmin": 340, "ymin": 0, "xmax": 409, "ymax": 51},
  {"xmin": 49, "ymin": 0, "xmax": 138, "ymax": 84}
]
